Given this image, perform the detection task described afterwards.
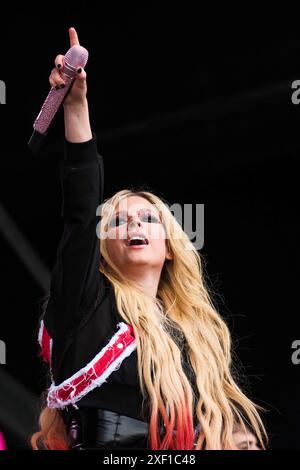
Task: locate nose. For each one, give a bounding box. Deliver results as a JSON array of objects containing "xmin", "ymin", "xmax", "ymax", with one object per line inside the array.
[{"xmin": 128, "ymin": 216, "xmax": 142, "ymax": 229}]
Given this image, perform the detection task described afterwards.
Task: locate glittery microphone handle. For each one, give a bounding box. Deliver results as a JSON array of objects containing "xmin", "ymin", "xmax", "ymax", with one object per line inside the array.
[{"xmin": 33, "ymin": 45, "xmax": 89, "ymax": 135}]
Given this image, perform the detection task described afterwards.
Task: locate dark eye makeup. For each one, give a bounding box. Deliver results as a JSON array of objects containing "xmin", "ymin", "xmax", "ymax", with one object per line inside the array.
[{"xmin": 109, "ymin": 211, "xmax": 160, "ymax": 227}]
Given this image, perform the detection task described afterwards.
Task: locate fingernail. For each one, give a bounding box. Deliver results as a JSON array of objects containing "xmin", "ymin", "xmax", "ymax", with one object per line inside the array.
[{"xmin": 77, "ymin": 68, "xmax": 82, "ymax": 74}]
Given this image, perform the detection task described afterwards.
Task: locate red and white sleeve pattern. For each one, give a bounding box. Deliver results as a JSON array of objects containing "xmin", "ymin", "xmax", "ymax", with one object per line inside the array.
[
  {"xmin": 46, "ymin": 322, "xmax": 137, "ymax": 409},
  {"xmin": 38, "ymin": 319, "xmax": 53, "ymax": 366}
]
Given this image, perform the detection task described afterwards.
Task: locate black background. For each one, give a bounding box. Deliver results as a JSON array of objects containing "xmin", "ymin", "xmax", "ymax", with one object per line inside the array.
[{"xmin": 0, "ymin": 5, "xmax": 299, "ymax": 451}]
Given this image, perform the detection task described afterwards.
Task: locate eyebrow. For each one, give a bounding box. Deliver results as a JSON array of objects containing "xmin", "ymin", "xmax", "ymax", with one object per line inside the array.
[
  {"xmin": 115, "ymin": 209, "xmax": 159, "ymax": 216},
  {"xmin": 239, "ymin": 439, "xmax": 255, "ymax": 447}
]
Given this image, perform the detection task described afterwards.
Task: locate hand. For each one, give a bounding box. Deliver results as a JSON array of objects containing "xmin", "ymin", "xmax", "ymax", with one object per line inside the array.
[
  {"xmin": 49, "ymin": 27, "xmax": 92, "ymax": 142},
  {"xmin": 49, "ymin": 27, "xmax": 87, "ymax": 107}
]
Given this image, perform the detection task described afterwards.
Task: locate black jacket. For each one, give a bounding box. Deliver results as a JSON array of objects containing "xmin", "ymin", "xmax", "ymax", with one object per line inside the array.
[{"xmin": 42, "ymin": 135, "xmax": 197, "ymax": 422}]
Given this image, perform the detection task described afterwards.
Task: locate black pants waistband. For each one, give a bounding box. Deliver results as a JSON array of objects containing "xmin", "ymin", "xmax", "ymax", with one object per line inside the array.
[{"xmin": 63, "ymin": 407, "xmax": 149, "ymax": 450}]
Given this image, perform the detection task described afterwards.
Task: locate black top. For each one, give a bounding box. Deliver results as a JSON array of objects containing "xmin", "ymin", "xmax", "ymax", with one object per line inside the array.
[{"xmin": 42, "ymin": 135, "xmax": 198, "ymax": 422}]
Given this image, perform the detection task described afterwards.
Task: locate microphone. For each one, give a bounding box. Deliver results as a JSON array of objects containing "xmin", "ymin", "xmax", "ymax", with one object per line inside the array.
[{"xmin": 28, "ymin": 45, "xmax": 89, "ymax": 154}]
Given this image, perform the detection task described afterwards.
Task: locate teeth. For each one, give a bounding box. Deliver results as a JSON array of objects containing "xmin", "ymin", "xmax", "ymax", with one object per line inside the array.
[{"xmin": 127, "ymin": 235, "xmax": 148, "ymax": 245}]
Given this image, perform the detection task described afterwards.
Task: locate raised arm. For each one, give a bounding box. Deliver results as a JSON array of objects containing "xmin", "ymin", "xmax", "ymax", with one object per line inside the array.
[{"xmin": 43, "ymin": 28, "xmax": 104, "ymax": 341}]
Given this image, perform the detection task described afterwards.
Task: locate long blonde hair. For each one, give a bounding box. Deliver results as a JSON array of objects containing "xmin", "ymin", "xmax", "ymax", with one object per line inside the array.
[{"xmin": 32, "ymin": 189, "xmax": 267, "ymax": 450}]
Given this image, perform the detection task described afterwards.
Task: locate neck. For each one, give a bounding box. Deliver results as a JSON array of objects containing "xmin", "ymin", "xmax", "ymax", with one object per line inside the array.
[{"xmin": 123, "ymin": 266, "xmax": 161, "ymax": 298}]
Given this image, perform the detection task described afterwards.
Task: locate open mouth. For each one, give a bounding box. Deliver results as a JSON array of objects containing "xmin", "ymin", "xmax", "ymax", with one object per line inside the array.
[{"xmin": 127, "ymin": 235, "xmax": 149, "ymax": 246}]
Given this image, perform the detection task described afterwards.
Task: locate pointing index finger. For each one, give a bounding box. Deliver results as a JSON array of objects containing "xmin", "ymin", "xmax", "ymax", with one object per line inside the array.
[{"xmin": 69, "ymin": 27, "xmax": 80, "ymax": 47}]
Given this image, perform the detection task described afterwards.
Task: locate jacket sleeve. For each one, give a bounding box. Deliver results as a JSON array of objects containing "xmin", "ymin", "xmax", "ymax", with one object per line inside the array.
[{"xmin": 43, "ymin": 134, "xmax": 104, "ymax": 341}]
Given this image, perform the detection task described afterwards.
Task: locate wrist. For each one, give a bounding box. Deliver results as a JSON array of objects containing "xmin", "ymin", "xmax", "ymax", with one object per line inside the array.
[
  {"xmin": 63, "ymin": 97, "xmax": 89, "ymax": 113},
  {"xmin": 64, "ymin": 98, "xmax": 92, "ymax": 143}
]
